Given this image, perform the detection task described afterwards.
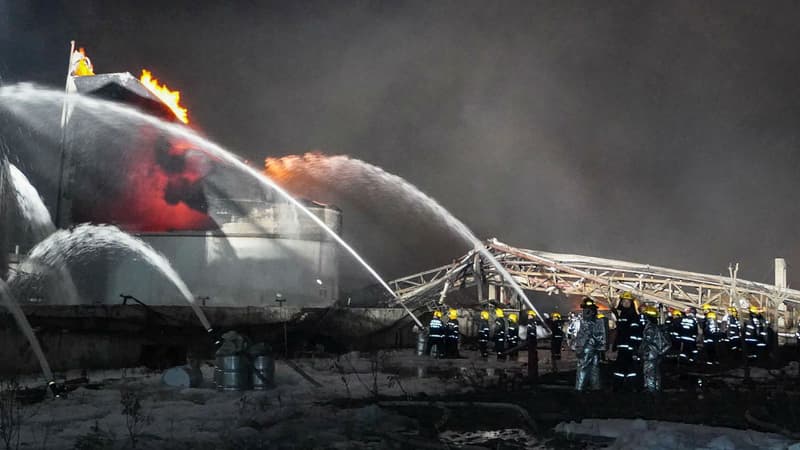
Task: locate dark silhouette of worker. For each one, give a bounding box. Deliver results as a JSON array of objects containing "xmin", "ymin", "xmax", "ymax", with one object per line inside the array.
[
  {"xmin": 426, "ymin": 311, "xmax": 445, "ymax": 357},
  {"xmin": 493, "ymin": 308, "xmax": 508, "ymax": 361},
  {"xmin": 572, "ymin": 297, "xmax": 607, "ymax": 391},
  {"xmin": 639, "ymin": 304, "xmax": 671, "ymax": 392},
  {"xmin": 477, "ymin": 310, "xmax": 491, "ymax": 357},
  {"xmin": 444, "ymin": 309, "xmax": 460, "ymax": 358},
  {"xmin": 613, "ymin": 292, "xmax": 642, "ymax": 389},
  {"xmin": 744, "ymin": 305, "xmax": 767, "ymax": 362},
  {"xmin": 507, "ymin": 313, "xmax": 520, "ymax": 360},
  {"xmin": 702, "ymin": 310, "xmax": 722, "ymax": 366},
  {"xmin": 544, "ymin": 311, "xmax": 564, "ymax": 372}
]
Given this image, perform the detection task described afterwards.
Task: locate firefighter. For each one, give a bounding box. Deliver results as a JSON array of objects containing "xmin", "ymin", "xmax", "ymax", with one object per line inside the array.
[
  {"xmin": 546, "ymin": 311, "xmax": 564, "ymax": 371},
  {"xmin": 702, "ymin": 310, "xmax": 722, "ymax": 366},
  {"xmin": 677, "ymin": 307, "xmax": 699, "ymax": 364},
  {"xmin": 507, "ymin": 313, "xmax": 520, "ymax": 360},
  {"xmin": 597, "ymin": 312, "xmax": 610, "ymax": 362},
  {"xmin": 744, "ymin": 305, "xmax": 767, "ymax": 361},
  {"xmin": 613, "ymin": 292, "xmax": 641, "ymax": 387},
  {"xmin": 667, "ymin": 309, "xmax": 683, "ymax": 358},
  {"xmin": 493, "ymin": 308, "xmax": 507, "ymax": 361},
  {"xmin": 566, "ymin": 312, "xmax": 581, "ymax": 349},
  {"xmin": 477, "ymin": 310, "xmax": 491, "ymax": 357},
  {"xmin": 426, "ymin": 311, "xmax": 445, "ymax": 357},
  {"xmin": 445, "ymin": 309, "xmax": 460, "ymax": 358},
  {"xmin": 723, "ymin": 306, "xmax": 742, "ymax": 357},
  {"xmin": 639, "ymin": 305, "xmax": 671, "ymax": 392},
  {"xmin": 572, "ymin": 297, "xmax": 607, "ymax": 391},
  {"xmin": 526, "ymin": 310, "xmax": 540, "ymax": 380},
  {"xmin": 527, "ymin": 310, "xmax": 540, "ymax": 341}
]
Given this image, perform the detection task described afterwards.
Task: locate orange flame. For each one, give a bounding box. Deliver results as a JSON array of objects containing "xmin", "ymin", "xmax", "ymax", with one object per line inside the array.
[
  {"xmin": 73, "ymin": 48, "xmax": 94, "ymax": 76},
  {"xmin": 139, "ymin": 69, "xmax": 189, "ymax": 124}
]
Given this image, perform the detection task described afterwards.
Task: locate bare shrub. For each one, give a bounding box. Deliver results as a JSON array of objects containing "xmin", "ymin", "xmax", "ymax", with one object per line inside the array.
[
  {"xmin": 0, "ymin": 379, "xmax": 21, "ymax": 450},
  {"xmin": 120, "ymin": 390, "xmax": 152, "ymax": 448}
]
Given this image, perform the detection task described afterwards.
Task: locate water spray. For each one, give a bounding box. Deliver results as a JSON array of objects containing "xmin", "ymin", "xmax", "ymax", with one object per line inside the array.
[{"xmin": 0, "ymin": 85, "xmax": 423, "ymax": 329}]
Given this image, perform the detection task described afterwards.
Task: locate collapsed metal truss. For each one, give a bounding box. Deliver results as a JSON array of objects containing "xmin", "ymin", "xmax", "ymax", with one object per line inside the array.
[{"xmin": 389, "ymin": 239, "xmax": 800, "ymax": 322}]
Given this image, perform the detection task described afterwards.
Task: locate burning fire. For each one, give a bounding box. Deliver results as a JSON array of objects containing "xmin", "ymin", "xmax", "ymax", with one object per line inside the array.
[
  {"xmin": 139, "ymin": 69, "xmax": 189, "ymax": 124},
  {"xmin": 73, "ymin": 48, "xmax": 94, "ymax": 76}
]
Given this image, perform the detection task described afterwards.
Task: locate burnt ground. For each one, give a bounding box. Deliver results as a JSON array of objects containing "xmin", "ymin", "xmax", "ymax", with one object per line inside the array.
[
  {"xmin": 5, "ymin": 347, "xmax": 800, "ymax": 449},
  {"xmin": 328, "ymin": 348, "xmax": 800, "ymax": 448}
]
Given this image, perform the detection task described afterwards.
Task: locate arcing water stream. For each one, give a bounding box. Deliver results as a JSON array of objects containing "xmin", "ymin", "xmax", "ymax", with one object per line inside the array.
[
  {"xmin": 7, "ymin": 162, "xmax": 56, "ymax": 243},
  {"xmin": 0, "ymin": 278, "xmax": 53, "ymax": 381},
  {"xmin": 17, "ymin": 224, "xmax": 213, "ymax": 332},
  {"xmin": 0, "ymin": 84, "xmax": 419, "ymax": 326},
  {"xmin": 265, "ymin": 153, "xmax": 548, "ymax": 322},
  {"xmin": 0, "ymin": 83, "xmax": 546, "ymax": 329}
]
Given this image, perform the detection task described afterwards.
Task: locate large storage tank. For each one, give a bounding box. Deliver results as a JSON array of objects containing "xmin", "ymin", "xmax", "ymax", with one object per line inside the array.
[
  {"xmin": 105, "ymin": 202, "xmax": 341, "ymax": 307},
  {"xmin": 54, "ymin": 70, "xmax": 342, "ymax": 307}
]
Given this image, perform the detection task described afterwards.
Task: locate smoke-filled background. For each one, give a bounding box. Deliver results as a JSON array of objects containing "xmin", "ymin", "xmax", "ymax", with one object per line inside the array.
[{"xmin": 2, "ymin": 1, "xmax": 800, "ymax": 291}]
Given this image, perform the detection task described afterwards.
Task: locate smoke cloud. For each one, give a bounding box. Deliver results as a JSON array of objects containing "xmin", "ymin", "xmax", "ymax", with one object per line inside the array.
[{"xmin": 3, "ymin": 1, "xmax": 800, "ymax": 289}]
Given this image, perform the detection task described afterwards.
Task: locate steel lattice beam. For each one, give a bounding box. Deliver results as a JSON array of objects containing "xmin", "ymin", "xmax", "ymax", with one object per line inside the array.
[{"xmin": 389, "ymin": 239, "xmax": 800, "ymax": 322}]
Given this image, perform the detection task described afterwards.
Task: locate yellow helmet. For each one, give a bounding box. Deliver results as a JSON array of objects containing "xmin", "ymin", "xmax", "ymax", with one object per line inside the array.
[
  {"xmin": 527, "ymin": 310, "xmax": 536, "ymax": 318},
  {"xmin": 702, "ymin": 303, "xmax": 711, "ymax": 311},
  {"xmin": 748, "ymin": 305, "xmax": 760, "ymax": 314},
  {"xmin": 620, "ymin": 291, "xmax": 634, "ymax": 300},
  {"xmin": 727, "ymin": 306, "xmax": 738, "ymax": 317},
  {"xmin": 706, "ymin": 311, "xmax": 717, "ymax": 320},
  {"xmin": 480, "ymin": 310, "xmax": 490, "ymax": 320},
  {"xmin": 509, "ymin": 313, "xmax": 518, "ymax": 323},
  {"xmin": 552, "ymin": 312, "xmax": 562, "ymax": 320},
  {"xmin": 643, "ymin": 305, "xmax": 658, "ymax": 317},
  {"xmin": 671, "ymin": 309, "xmax": 682, "ymax": 317},
  {"xmin": 448, "ymin": 309, "xmax": 458, "ymax": 320},
  {"xmin": 495, "ymin": 308, "xmax": 505, "ymax": 318},
  {"xmin": 433, "ymin": 310, "xmax": 443, "ymax": 318},
  {"xmin": 597, "ymin": 312, "xmax": 605, "ymax": 319}
]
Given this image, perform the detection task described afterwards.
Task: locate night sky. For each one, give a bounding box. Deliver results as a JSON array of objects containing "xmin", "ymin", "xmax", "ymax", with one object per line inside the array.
[{"xmin": 3, "ymin": 1, "xmax": 800, "ymax": 289}]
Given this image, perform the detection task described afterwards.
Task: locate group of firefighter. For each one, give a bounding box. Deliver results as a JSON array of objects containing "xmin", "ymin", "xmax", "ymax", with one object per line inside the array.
[
  {"xmin": 424, "ymin": 291, "xmax": 775, "ymax": 393},
  {"xmin": 425, "ymin": 307, "xmax": 565, "ymax": 364},
  {"xmin": 570, "ymin": 292, "xmax": 774, "ymax": 392}
]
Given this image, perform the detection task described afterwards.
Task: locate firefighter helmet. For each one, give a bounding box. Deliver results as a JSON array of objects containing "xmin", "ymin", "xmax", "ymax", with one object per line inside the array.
[
  {"xmin": 509, "ymin": 313, "xmax": 518, "ymax": 323},
  {"xmin": 620, "ymin": 291, "xmax": 634, "ymax": 300},
  {"xmin": 597, "ymin": 312, "xmax": 605, "ymax": 319},
  {"xmin": 706, "ymin": 311, "xmax": 717, "ymax": 320},
  {"xmin": 448, "ymin": 309, "xmax": 458, "ymax": 320},
  {"xmin": 748, "ymin": 305, "xmax": 760, "ymax": 314},
  {"xmin": 702, "ymin": 303, "xmax": 711, "ymax": 311},
  {"xmin": 643, "ymin": 305, "xmax": 658, "ymax": 317},
  {"xmin": 727, "ymin": 306, "xmax": 738, "ymax": 317},
  {"xmin": 672, "ymin": 309, "xmax": 682, "ymax": 318},
  {"xmin": 581, "ymin": 297, "xmax": 597, "ymax": 309},
  {"xmin": 527, "ymin": 310, "xmax": 536, "ymax": 318},
  {"xmin": 495, "ymin": 308, "xmax": 505, "ymax": 318},
  {"xmin": 552, "ymin": 312, "xmax": 562, "ymax": 320},
  {"xmin": 480, "ymin": 310, "xmax": 490, "ymax": 320},
  {"xmin": 433, "ymin": 310, "xmax": 443, "ymax": 318}
]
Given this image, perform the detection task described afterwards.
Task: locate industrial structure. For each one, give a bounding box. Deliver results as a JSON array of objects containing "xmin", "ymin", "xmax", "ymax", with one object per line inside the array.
[
  {"xmin": 390, "ymin": 239, "xmax": 799, "ymax": 333},
  {"xmin": 51, "ymin": 43, "xmax": 342, "ymax": 308}
]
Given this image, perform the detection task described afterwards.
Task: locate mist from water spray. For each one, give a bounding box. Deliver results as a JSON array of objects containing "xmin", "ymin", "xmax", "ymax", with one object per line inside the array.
[
  {"xmin": 0, "ymin": 278, "xmax": 53, "ymax": 381},
  {"xmin": 0, "ymin": 84, "xmax": 422, "ymax": 326},
  {"xmin": 16, "ymin": 224, "xmax": 212, "ymax": 331},
  {"xmin": 264, "ymin": 153, "xmax": 547, "ymax": 321}
]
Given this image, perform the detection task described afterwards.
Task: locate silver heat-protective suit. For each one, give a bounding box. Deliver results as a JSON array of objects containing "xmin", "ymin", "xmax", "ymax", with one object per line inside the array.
[
  {"xmin": 639, "ymin": 321, "xmax": 671, "ymax": 392},
  {"xmin": 572, "ymin": 311, "xmax": 607, "ymax": 391}
]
